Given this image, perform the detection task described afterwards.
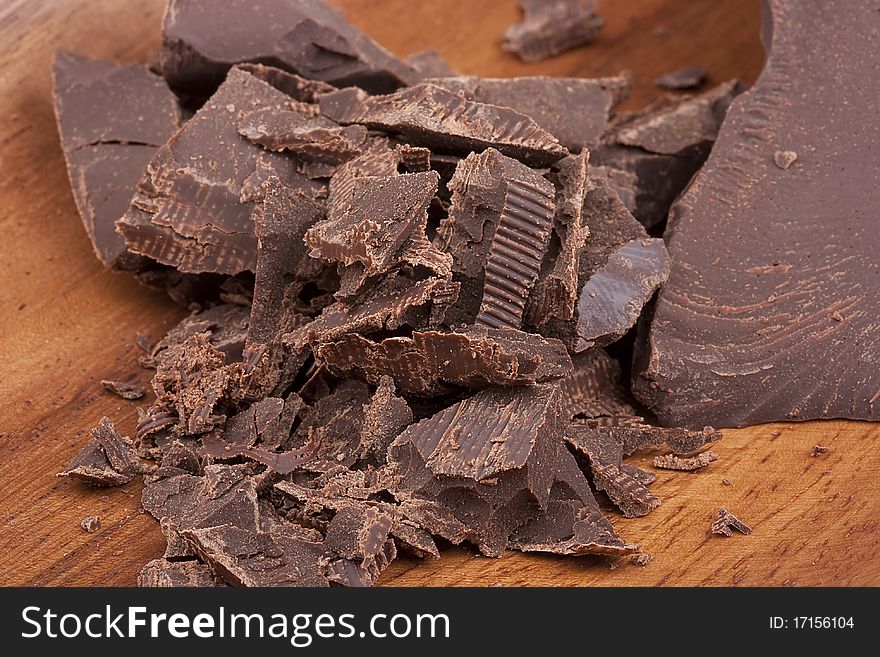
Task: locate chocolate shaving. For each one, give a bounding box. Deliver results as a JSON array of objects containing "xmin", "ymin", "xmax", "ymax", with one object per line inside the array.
[{"xmin": 711, "ymin": 508, "xmax": 751, "ymax": 537}]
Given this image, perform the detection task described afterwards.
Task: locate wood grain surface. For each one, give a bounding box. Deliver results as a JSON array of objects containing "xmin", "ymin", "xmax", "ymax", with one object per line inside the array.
[{"xmin": 0, "ymin": 0, "xmax": 876, "ymax": 587}]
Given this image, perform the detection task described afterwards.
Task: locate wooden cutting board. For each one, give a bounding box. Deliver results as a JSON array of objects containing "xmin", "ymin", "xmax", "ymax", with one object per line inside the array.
[{"xmin": 0, "ymin": 0, "xmax": 877, "ymax": 586}]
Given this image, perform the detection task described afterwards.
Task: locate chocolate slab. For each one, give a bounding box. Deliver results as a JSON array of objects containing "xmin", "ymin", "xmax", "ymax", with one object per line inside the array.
[
  {"xmin": 52, "ymin": 51, "xmax": 180, "ymax": 267},
  {"xmin": 439, "ymin": 148, "xmax": 556, "ymax": 327},
  {"xmin": 317, "ymin": 325, "xmax": 572, "ymax": 395},
  {"xmin": 536, "ymin": 171, "xmax": 670, "ymax": 351},
  {"xmin": 426, "ymin": 74, "xmax": 629, "ymax": 152},
  {"xmin": 634, "ymin": 0, "xmax": 880, "ymax": 428},
  {"xmin": 160, "ymin": 0, "xmax": 418, "ymax": 97},
  {"xmin": 117, "ymin": 67, "xmax": 313, "ymax": 275},
  {"xmin": 502, "ymin": 0, "xmax": 604, "ymax": 63},
  {"xmin": 654, "ymin": 67, "xmax": 708, "ymax": 90},
  {"xmin": 319, "ymin": 83, "xmax": 568, "ymax": 167}
]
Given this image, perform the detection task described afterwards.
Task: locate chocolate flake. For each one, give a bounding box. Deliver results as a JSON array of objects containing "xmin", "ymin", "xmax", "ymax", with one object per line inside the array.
[
  {"xmin": 652, "ymin": 451, "xmax": 718, "ymax": 471},
  {"xmin": 80, "ymin": 515, "xmax": 101, "ymax": 533},
  {"xmin": 101, "ymin": 379, "xmax": 146, "ymax": 400},
  {"xmin": 711, "ymin": 507, "xmax": 751, "ymax": 537},
  {"xmin": 654, "ymin": 67, "xmax": 708, "ymax": 90},
  {"xmin": 59, "ymin": 417, "xmax": 138, "ymax": 486},
  {"xmin": 502, "ymin": 0, "xmax": 604, "ymax": 63}
]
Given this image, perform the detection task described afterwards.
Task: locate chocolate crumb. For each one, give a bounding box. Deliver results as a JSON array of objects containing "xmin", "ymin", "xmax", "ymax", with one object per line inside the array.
[
  {"xmin": 773, "ymin": 150, "xmax": 798, "ymax": 169},
  {"xmin": 652, "ymin": 451, "xmax": 719, "ymax": 471},
  {"xmin": 811, "ymin": 444, "xmax": 831, "ymax": 457},
  {"xmin": 630, "ymin": 553, "xmax": 653, "ymax": 566},
  {"xmin": 654, "ymin": 66, "xmax": 708, "ymax": 90},
  {"xmin": 721, "ymin": 479, "xmax": 731, "ymax": 486},
  {"xmin": 81, "ymin": 515, "xmax": 101, "ymax": 533},
  {"xmin": 711, "ymin": 507, "xmax": 751, "ymax": 537}
]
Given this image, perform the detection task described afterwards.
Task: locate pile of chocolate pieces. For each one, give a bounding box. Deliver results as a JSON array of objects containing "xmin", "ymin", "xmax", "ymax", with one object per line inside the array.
[{"xmin": 54, "ymin": 0, "xmax": 738, "ymax": 587}]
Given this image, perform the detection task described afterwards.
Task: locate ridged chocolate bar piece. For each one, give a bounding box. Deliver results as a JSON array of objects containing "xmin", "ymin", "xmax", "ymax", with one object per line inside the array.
[
  {"xmin": 117, "ymin": 67, "xmax": 315, "ymax": 275},
  {"xmin": 319, "ymin": 83, "xmax": 568, "ymax": 167},
  {"xmin": 427, "ymin": 74, "xmax": 629, "ymax": 152},
  {"xmin": 317, "ymin": 325, "xmax": 572, "ymax": 395},
  {"xmin": 560, "ymin": 350, "xmax": 637, "ymax": 419},
  {"xmin": 635, "ymin": 0, "xmax": 880, "ymax": 428},
  {"xmin": 502, "ymin": 0, "xmax": 604, "ymax": 63},
  {"xmin": 160, "ymin": 0, "xmax": 419, "ymax": 97},
  {"xmin": 52, "ymin": 52, "xmax": 180, "ymax": 268}
]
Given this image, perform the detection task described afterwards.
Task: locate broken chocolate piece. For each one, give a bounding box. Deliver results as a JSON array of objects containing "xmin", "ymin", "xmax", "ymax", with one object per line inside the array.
[
  {"xmin": 182, "ymin": 523, "xmax": 329, "ymax": 586},
  {"xmin": 160, "ymin": 0, "xmax": 419, "ymax": 97},
  {"xmin": 80, "ymin": 515, "xmax": 101, "ymax": 533},
  {"xmin": 711, "ymin": 507, "xmax": 751, "ymax": 536},
  {"xmin": 502, "ymin": 0, "xmax": 604, "ymax": 63},
  {"xmin": 138, "ymin": 559, "xmax": 223, "ymax": 587},
  {"xmin": 390, "ymin": 383, "xmax": 564, "ymax": 556},
  {"xmin": 101, "ymin": 379, "xmax": 146, "ymax": 400},
  {"xmin": 635, "ymin": 1, "xmax": 880, "ymax": 427},
  {"xmin": 566, "ymin": 423, "xmax": 660, "ymax": 518},
  {"xmin": 654, "ymin": 67, "xmax": 708, "ymax": 90},
  {"xmin": 306, "ymin": 171, "xmax": 450, "ymax": 282},
  {"xmin": 318, "ymin": 325, "xmax": 571, "ymax": 396},
  {"xmin": 117, "ymin": 67, "xmax": 313, "ymax": 275},
  {"xmin": 439, "ymin": 148, "xmax": 556, "ymax": 327},
  {"xmin": 559, "ymin": 350, "xmax": 637, "ymax": 419},
  {"xmin": 427, "ymin": 74, "xmax": 629, "ymax": 152},
  {"xmin": 358, "ymin": 376, "xmax": 413, "ymax": 464},
  {"xmin": 320, "ymin": 83, "xmax": 568, "ymax": 167},
  {"xmin": 652, "ymin": 451, "xmax": 718, "ymax": 471},
  {"xmin": 594, "ymin": 81, "xmax": 741, "ymax": 230},
  {"xmin": 52, "ymin": 51, "xmax": 180, "ymax": 267},
  {"xmin": 59, "ymin": 417, "xmax": 138, "ymax": 486},
  {"xmin": 537, "ymin": 172, "xmax": 670, "ymax": 351},
  {"xmin": 406, "ymin": 49, "xmax": 455, "ymax": 78}
]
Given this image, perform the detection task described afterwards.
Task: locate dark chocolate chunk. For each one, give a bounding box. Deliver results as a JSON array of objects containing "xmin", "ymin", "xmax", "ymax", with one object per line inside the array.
[
  {"xmin": 711, "ymin": 507, "xmax": 751, "ymax": 537},
  {"xmin": 117, "ymin": 67, "xmax": 314, "ymax": 275},
  {"xmin": 652, "ymin": 451, "xmax": 718, "ymax": 471},
  {"xmin": 320, "ymin": 83, "xmax": 568, "ymax": 167},
  {"xmin": 389, "ymin": 383, "xmax": 565, "ymax": 556},
  {"xmin": 509, "ymin": 446, "xmax": 636, "ymax": 555},
  {"xmin": 525, "ymin": 150, "xmax": 590, "ymax": 326},
  {"xmin": 138, "ymin": 558, "xmax": 223, "ymax": 587},
  {"xmin": 247, "ymin": 175, "xmax": 324, "ymax": 347},
  {"xmin": 160, "ymin": 0, "xmax": 419, "ymax": 97},
  {"xmin": 654, "ymin": 67, "xmax": 708, "ymax": 90},
  {"xmin": 406, "ymin": 49, "xmax": 456, "ymax": 78},
  {"xmin": 323, "ymin": 506, "xmax": 394, "ymax": 566},
  {"xmin": 80, "ymin": 515, "xmax": 101, "ymax": 533},
  {"xmin": 306, "ymin": 171, "xmax": 451, "ymax": 283},
  {"xmin": 559, "ymin": 350, "xmax": 637, "ymax": 419},
  {"xmin": 182, "ymin": 523, "xmax": 329, "ymax": 586},
  {"xmin": 101, "ymin": 379, "xmax": 146, "ymax": 400},
  {"xmin": 59, "ymin": 417, "xmax": 138, "ymax": 486},
  {"xmin": 318, "ymin": 325, "xmax": 572, "ymax": 396},
  {"xmin": 438, "ymin": 148, "xmax": 556, "ymax": 327},
  {"xmin": 144, "ymin": 303, "xmax": 250, "ymax": 368},
  {"xmin": 323, "ymin": 539, "xmax": 397, "ymax": 587},
  {"xmin": 357, "ymin": 376, "xmax": 413, "ymax": 465},
  {"xmin": 566, "ymin": 423, "xmax": 660, "ymax": 518},
  {"xmin": 635, "ymin": 2, "xmax": 880, "ymax": 428},
  {"xmin": 593, "ymin": 81, "xmax": 741, "ymax": 230},
  {"xmin": 426, "ymin": 74, "xmax": 629, "ymax": 152},
  {"xmin": 502, "ymin": 0, "xmax": 604, "ymax": 63},
  {"xmin": 52, "ymin": 51, "xmax": 180, "ymax": 267},
  {"xmin": 536, "ymin": 172, "xmax": 670, "ymax": 351}
]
